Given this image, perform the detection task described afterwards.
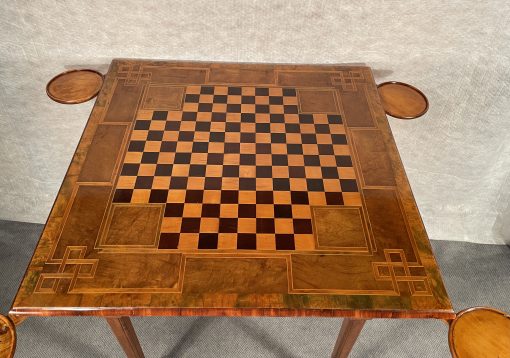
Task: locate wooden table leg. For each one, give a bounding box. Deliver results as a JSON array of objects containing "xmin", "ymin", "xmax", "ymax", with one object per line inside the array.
[
  {"xmin": 106, "ymin": 317, "xmax": 145, "ymax": 358},
  {"xmin": 331, "ymin": 318, "xmax": 366, "ymax": 358}
]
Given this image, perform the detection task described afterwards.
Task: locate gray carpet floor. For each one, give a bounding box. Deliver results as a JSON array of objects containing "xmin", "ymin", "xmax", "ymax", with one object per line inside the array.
[{"xmin": 1, "ymin": 219, "xmax": 509, "ymax": 357}]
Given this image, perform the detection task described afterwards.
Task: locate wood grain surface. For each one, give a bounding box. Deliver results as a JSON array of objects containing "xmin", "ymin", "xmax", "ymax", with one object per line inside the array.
[
  {"xmin": 449, "ymin": 307, "xmax": 510, "ymax": 358},
  {"xmin": 0, "ymin": 315, "xmax": 16, "ymax": 358},
  {"xmin": 10, "ymin": 60, "xmax": 454, "ymax": 319},
  {"xmin": 46, "ymin": 69, "xmax": 103, "ymax": 104},
  {"xmin": 377, "ymin": 81, "xmax": 428, "ymax": 119}
]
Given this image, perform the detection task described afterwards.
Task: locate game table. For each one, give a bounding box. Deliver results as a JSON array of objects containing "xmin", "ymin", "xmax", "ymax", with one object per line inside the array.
[{"xmin": 9, "ymin": 59, "xmax": 454, "ymax": 357}]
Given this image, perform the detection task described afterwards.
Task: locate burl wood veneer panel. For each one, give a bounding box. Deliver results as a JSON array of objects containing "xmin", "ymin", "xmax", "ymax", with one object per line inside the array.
[{"xmin": 11, "ymin": 60, "xmax": 453, "ymax": 319}]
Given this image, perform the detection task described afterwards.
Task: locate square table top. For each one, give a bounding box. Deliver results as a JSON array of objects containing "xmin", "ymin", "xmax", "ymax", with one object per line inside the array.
[{"xmin": 11, "ymin": 59, "xmax": 453, "ymax": 319}]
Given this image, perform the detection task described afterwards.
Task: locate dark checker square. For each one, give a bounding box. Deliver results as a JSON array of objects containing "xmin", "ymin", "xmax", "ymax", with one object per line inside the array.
[
  {"xmin": 226, "ymin": 122, "xmax": 241, "ymax": 132},
  {"xmin": 128, "ymin": 141, "xmax": 145, "ymax": 152},
  {"xmin": 212, "ymin": 112, "xmax": 226, "ymax": 122},
  {"xmin": 185, "ymin": 190, "xmax": 204, "ymax": 203},
  {"xmin": 201, "ymin": 86, "xmax": 214, "ymax": 94},
  {"xmin": 284, "ymin": 105, "xmax": 298, "ymax": 114},
  {"xmin": 228, "ymin": 87, "xmax": 241, "ymax": 95},
  {"xmin": 207, "ymin": 153, "xmax": 224, "ymax": 165},
  {"xmin": 147, "ymin": 130, "xmax": 163, "ymax": 141},
  {"xmin": 210, "ymin": 132, "xmax": 225, "ymax": 142},
  {"xmin": 225, "ymin": 143, "xmax": 240, "ymax": 153},
  {"xmin": 331, "ymin": 134, "xmax": 347, "ymax": 144},
  {"xmin": 227, "ymin": 104, "xmax": 241, "ymax": 113},
  {"xmin": 282, "ymin": 88, "xmax": 296, "ymax": 96},
  {"xmin": 306, "ymin": 179, "xmax": 324, "ymax": 192},
  {"xmin": 336, "ymin": 155, "xmax": 353, "ymax": 167},
  {"xmin": 299, "ymin": 114, "xmax": 314, "ymax": 124},
  {"xmin": 321, "ymin": 167, "xmax": 339, "ymax": 179},
  {"xmin": 155, "ymin": 164, "xmax": 172, "ymax": 176},
  {"xmin": 241, "ymin": 113, "xmax": 255, "ymax": 122},
  {"xmin": 239, "ymin": 178, "xmax": 256, "ymax": 190},
  {"xmin": 291, "ymin": 191, "xmax": 309, "ymax": 204},
  {"xmin": 256, "ymin": 218, "xmax": 275, "ymax": 233},
  {"xmin": 198, "ymin": 233, "xmax": 218, "ymax": 249},
  {"xmin": 255, "ymin": 105, "xmax": 270, "ymax": 113},
  {"xmin": 325, "ymin": 192, "xmax": 344, "ymax": 205},
  {"xmin": 287, "ymin": 144, "xmax": 303, "ymax": 154},
  {"xmin": 327, "ymin": 114, "xmax": 342, "ymax": 124},
  {"xmin": 189, "ymin": 164, "xmax": 206, "ymax": 177},
  {"xmin": 161, "ymin": 141, "xmax": 177, "ymax": 152},
  {"xmin": 185, "ymin": 94, "xmax": 200, "ymax": 103},
  {"xmin": 158, "ymin": 233, "xmax": 179, "ymax": 249},
  {"xmin": 198, "ymin": 103, "xmax": 212, "ymax": 112},
  {"xmin": 301, "ymin": 134, "xmax": 317, "ymax": 144},
  {"xmin": 219, "ymin": 218, "xmax": 238, "ymax": 233},
  {"xmin": 221, "ymin": 190, "xmax": 239, "ymax": 204},
  {"xmin": 274, "ymin": 204, "xmax": 293, "ymax": 218},
  {"xmin": 174, "ymin": 153, "xmax": 192, "ymax": 164},
  {"xmin": 240, "ymin": 154, "xmax": 256, "ymax": 165},
  {"xmin": 149, "ymin": 189, "xmax": 168, "ymax": 203},
  {"xmin": 181, "ymin": 218, "xmax": 201, "ymax": 233},
  {"xmin": 195, "ymin": 122, "xmax": 211, "ymax": 132},
  {"xmin": 134, "ymin": 120, "xmax": 150, "ymax": 130},
  {"xmin": 275, "ymin": 234, "xmax": 295, "ymax": 250},
  {"xmin": 293, "ymin": 219, "xmax": 313, "ymax": 234},
  {"xmin": 141, "ymin": 152, "xmax": 159, "ymax": 164},
  {"xmin": 273, "ymin": 178, "xmax": 290, "ymax": 191},
  {"xmin": 318, "ymin": 144, "xmax": 334, "ymax": 155},
  {"xmin": 270, "ymin": 114, "xmax": 285, "ymax": 123},
  {"xmin": 192, "ymin": 142, "xmax": 209, "ymax": 153},
  {"xmin": 255, "ymin": 143, "xmax": 271, "ymax": 154},
  {"xmin": 152, "ymin": 111, "xmax": 168, "ymax": 120},
  {"xmin": 165, "ymin": 121, "xmax": 180, "ymax": 131},
  {"xmin": 256, "ymin": 191, "xmax": 274, "ymax": 204},
  {"xmin": 182, "ymin": 112, "xmax": 197, "ymax": 121},
  {"xmin": 269, "ymin": 96, "xmax": 283, "ymax": 105},
  {"xmin": 255, "ymin": 123, "xmax": 270, "ymax": 133},
  {"xmin": 121, "ymin": 163, "xmax": 139, "ymax": 176},
  {"xmin": 255, "ymin": 88, "xmax": 269, "ymax": 96},
  {"xmin": 271, "ymin": 133, "xmax": 286, "ymax": 143},
  {"xmin": 238, "ymin": 204, "xmax": 257, "ymax": 218},
  {"xmin": 178, "ymin": 131, "xmax": 195, "ymax": 141},
  {"xmin": 304, "ymin": 155, "xmax": 321, "ymax": 166},
  {"xmin": 214, "ymin": 95, "xmax": 228, "ymax": 103},
  {"xmin": 256, "ymin": 166, "xmax": 272, "ymax": 178},
  {"xmin": 285, "ymin": 123, "xmax": 300, "ymax": 133},
  {"xmin": 165, "ymin": 203, "xmax": 184, "ymax": 217},
  {"xmin": 241, "ymin": 96, "xmax": 255, "ymax": 104},
  {"xmin": 223, "ymin": 165, "xmax": 240, "ymax": 177},
  {"xmin": 135, "ymin": 176, "xmax": 153, "ymax": 189},
  {"xmin": 202, "ymin": 204, "xmax": 220, "ymax": 217},
  {"xmin": 272, "ymin": 154, "xmax": 289, "ymax": 166},
  {"xmin": 204, "ymin": 177, "xmax": 222, "ymax": 190},
  {"xmin": 289, "ymin": 166, "xmax": 306, "ymax": 178},
  {"xmin": 237, "ymin": 234, "xmax": 256, "ymax": 250},
  {"xmin": 113, "ymin": 189, "xmax": 133, "ymax": 203},
  {"xmin": 241, "ymin": 133, "xmax": 256, "ymax": 143},
  {"xmin": 169, "ymin": 177, "xmax": 188, "ymax": 189},
  {"xmin": 340, "ymin": 179, "xmax": 359, "ymax": 192}
]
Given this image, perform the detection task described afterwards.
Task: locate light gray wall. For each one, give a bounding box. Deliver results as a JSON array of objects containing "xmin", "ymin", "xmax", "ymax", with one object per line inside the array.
[{"xmin": 0, "ymin": 1, "xmax": 509, "ymax": 244}]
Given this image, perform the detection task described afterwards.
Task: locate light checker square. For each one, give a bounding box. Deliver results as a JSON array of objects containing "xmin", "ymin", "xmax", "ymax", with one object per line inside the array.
[{"xmin": 113, "ymin": 85, "xmax": 361, "ymax": 251}]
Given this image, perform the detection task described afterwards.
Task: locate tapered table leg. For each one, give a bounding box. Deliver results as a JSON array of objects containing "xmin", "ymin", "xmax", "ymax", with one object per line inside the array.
[
  {"xmin": 331, "ymin": 318, "xmax": 366, "ymax": 358},
  {"xmin": 106, "ymin": 317, "xmax": 145, "ymax": 358}
]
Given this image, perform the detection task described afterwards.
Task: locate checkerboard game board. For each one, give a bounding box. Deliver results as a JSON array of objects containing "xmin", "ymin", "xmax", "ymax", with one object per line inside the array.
[{"xmin": 112, "ymin": 85, "xmax": 361, "ymax": 251}]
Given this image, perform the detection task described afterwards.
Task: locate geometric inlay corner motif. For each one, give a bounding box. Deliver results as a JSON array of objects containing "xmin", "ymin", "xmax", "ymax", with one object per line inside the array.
[
  {"xmin": 117, "ymin": 64, "xmax": 152, "ymax": 85},
  {"xmin": 372, "ymin": 249, "xmax": 432, "ymax": 297},
  {"xmin": 331, "ymin": 70, "xmax": 365, "ymax": 92},
  {"xmin": 35, "ymin": 246, "xmax": 98, "ymax": 294}
]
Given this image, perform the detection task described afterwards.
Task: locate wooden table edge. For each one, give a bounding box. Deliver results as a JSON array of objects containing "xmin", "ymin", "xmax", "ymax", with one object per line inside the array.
[{"xmin": 9, "ymin": 307, "xmax": 455, "ymax": 320}]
